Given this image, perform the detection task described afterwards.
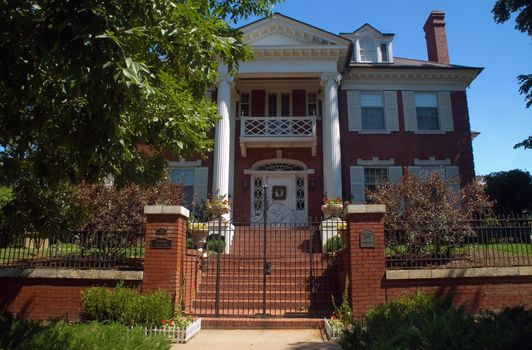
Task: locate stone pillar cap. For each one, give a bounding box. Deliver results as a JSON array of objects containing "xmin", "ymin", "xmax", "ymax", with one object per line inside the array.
[
  {"xmin": 144, "ymin": 205, "xmax": 190, "ymax": 217},
  {"xmin": 344, "ymin": 204, "xmax": 386, "ymax": 214}
]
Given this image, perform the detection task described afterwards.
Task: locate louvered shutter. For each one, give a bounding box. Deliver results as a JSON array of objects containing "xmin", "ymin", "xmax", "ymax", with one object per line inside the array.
[
  {"xmin": 438, "ymin": 91, "xmax": 454, "ymax": 132},
  {"xmin": 347, "ymin": 91, "xmax": 362, "ymax": 131},
  {"xmin": 388, "ymin": 166, "xmax": 403, "ymax": 184},
  {"xmin": 384, "ymin": 91, "xmax": 399, "ymax": 131},
  {"xmin": 350, "ymin": 166, "xmax": 365, "ymax": 203},
  {"xmin": 407, "ymin": 166, "xmax": 422, "ymax": 178},
  {"xmin": 444, "ymin": 166, "xmax": 460, "ymax": 192},
  {"xmin": 402, "ymin": 91, "xmax": 417, "ymax": 131},
  {"xmin": 193, "ymin": 167, "xmax": 209, "ymax": 202}
]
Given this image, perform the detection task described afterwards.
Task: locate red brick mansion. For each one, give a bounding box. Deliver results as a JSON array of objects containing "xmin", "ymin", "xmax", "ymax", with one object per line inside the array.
[{"xmin": 169, "ymin": 11, "xmax": 481, "ymax": 224}]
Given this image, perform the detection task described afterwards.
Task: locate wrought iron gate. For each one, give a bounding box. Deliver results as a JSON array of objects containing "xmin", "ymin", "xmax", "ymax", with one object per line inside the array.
[{"xmin": 182, "ymin": 186, "xmax": 340, "ymax": 318}]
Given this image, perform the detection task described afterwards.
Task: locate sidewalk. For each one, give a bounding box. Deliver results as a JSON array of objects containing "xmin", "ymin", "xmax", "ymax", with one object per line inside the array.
[{"xmin": 171, "ymin": 329, "xmax": 341, "ymax": 350}]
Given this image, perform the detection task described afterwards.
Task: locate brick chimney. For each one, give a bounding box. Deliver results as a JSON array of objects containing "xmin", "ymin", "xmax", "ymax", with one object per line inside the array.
[{"xmin": 423, "ymin": 10, "xmax": 450, "ymax": 64}]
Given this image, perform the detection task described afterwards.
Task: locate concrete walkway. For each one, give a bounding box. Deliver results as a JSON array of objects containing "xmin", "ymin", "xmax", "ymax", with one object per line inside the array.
[{"xmin": 171, "ymin": 329, "xmax": 341, "ymax": 350}]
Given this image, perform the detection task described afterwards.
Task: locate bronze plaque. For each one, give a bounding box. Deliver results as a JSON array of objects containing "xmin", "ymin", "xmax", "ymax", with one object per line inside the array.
[
  {"xmin": 360, "ymin": 230, "xmax": 375, "ymax": 248},
  {"xmin": 150, "ymin": 238, "xmax": 172, "ymax": 249}
]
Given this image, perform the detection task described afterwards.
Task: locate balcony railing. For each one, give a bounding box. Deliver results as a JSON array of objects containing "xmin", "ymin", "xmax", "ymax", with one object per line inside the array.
[{"xmin": 240, "ymin": 116, "xmax": 317, "ymax": 156}]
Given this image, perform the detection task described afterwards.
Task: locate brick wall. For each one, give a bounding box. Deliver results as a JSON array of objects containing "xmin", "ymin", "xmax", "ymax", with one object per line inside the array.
[
  {"xmin": 338, "ymin": 89, "xmax": 475, "ymax": 200},
  {"xmin": 0, "ymin": 278, "xmax": 140, "ymax": 321},
  {"xmin": 343, "ymin": 205, "xmax": 532, "ymax": 318}
]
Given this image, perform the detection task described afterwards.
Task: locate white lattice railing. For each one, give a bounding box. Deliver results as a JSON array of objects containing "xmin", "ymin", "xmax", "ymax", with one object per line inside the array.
[{"xmin": 241, "ymin": 116, "xmax": 316, "ymax": 137}]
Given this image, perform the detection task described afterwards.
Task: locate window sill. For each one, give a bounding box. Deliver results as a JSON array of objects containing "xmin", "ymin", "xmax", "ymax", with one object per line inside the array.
[
  {"xmin": 356, "ymin": 130, "xmax": 392, "ymax": 134},
  {"xmin": 412, "ymin": 130, "xmax": 447, "ymax": 135}
]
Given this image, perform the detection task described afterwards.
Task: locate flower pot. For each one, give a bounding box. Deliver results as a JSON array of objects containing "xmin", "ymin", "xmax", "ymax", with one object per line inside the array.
[
  {"xmin": 190, "ymin": 228, "xmax": 209, "ymax": 248},
  {"xmin": 208, "ymin": 203, "xmax": 230, "ymax": 217},
  {"xmin": 321, "ymin": 203, "xmax": 343, "ymax": 217}
]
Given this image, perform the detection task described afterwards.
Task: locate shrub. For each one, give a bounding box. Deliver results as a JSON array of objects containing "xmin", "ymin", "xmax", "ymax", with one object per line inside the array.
[
  {"xmin": 340, "ymin": 292, "xmax": 532, "ymax": 350},
  {"xmin": 81, "ymin": 284, "xmax": 173, "ymax": 327},
  {"xmin": 325, "ymin": 235, "xmax": 344, "ymax": 254},
  {"xmin": 369, "ymin": 172, "xmax": 492, "ymax": 258},
  {"xmin": 205, "ymin": 235, "xmax": 225, "ymax": 253},
  {"xmin": 0, "ymin": 319, "xmax": 170, "ymax": 350}
]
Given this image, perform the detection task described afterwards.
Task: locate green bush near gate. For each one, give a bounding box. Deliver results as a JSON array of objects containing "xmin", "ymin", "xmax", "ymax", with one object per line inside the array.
[
  {"xmin": 0, "ymin": 318, "xmax": 170, "ymax": 350},
  {"xmin": 81, "ymin": 283, "xmax": 173, "ymax": 327},
  {"xmin": 325, "ymin": 235, "xmax": 344, "ymax": 254},
  {"xmin": 339, "ymin": 292, "xmax": 532, "ymax": 350}
]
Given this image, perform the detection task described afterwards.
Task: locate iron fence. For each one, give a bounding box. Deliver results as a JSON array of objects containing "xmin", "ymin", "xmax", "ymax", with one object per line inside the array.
[
  {"xmin": 385, "ymin": 215, "xmax": 532, "ymax": 269},
  {"xmin": 0, "ymin": 223, "xmax": 145, "ymax": 270}
]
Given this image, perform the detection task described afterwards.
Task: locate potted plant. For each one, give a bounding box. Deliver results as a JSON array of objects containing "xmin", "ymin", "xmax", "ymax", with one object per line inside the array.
[
  {"xmin": 321, "ymin": 197, "xmax": 344, "ymax": 217},
  {"xmin": 189, "ymin": 222, "xmax": 208, "ymax": 248},
  {"xmin": 205, "ymin": 194, "xmax": 230, "ymax": 217}
]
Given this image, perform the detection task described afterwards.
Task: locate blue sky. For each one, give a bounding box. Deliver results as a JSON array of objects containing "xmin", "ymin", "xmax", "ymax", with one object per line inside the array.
[{"xmin": 238, "ymin": 0, "xmax": 532, "ymax": 175}]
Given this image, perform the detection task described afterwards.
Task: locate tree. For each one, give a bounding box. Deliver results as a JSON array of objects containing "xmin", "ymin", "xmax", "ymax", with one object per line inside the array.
[
  {"xmin": 0, "ymin": 0, "xmax": 281, "ymax": 229},
  {"xmin": 492, "ymin": 0, "xmax": 532, "ymax": 148},
  {"xmin": 485, "ymin": 169, "xmax": 532, "ymax": 214},
  {"xmin": 368, "ymin": 172, "xmax": 492, "ymax": 258}
]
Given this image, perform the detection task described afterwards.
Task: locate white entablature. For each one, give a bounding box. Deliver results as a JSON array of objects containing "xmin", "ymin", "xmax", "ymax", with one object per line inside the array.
[{"xmin": 238, "ymin": 13, "xmax": 351, "ymax": 74}]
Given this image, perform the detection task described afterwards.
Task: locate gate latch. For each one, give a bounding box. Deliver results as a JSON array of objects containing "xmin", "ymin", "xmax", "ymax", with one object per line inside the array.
[{"xmin": 264, "ymin": 261, "xmax": 273, "ymax": 275}]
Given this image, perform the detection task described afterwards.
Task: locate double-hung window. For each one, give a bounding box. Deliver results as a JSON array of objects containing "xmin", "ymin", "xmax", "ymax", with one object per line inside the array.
[
  {"xmin": 170, "ymin": 168, "xmax": 195, "ymax": 204},
  {"xmin": 415, "ymin": 92, "xmax": 439, "ymax": 130},
  {"xmin": 364, "ymin": 167, "xmax": 388, "ymax": 193},
  {"xmin": 361, "ymin": 93, "xmax": 385, "ymax": 130},
  {"xmin": 240, "ymin": 93, "xmax": 250, "ymax": 117}
]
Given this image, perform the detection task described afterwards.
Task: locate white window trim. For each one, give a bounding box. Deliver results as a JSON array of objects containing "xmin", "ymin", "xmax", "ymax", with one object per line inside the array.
[
  {"xmin": 414, "ymin": 157, "xmax": 451, "ymax": 166},
  {"xmin": 266, "ymin": 90, "xmax": 292, "ymax": 117},
  {"xmin": 360, "ymin": 91, "xmax": 386, "ymax": 132},
  {"xmin": 357, "ymin": 157, "xmax": 395, "ymax": 166},
  {"xmin": 168, "ymin": 160, "xmax": 202, "ymax": 167}
]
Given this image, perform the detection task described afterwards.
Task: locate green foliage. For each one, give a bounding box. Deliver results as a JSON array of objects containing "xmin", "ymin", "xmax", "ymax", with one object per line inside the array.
[
  {"xmin": 485, "ymin": 169, "xmax": 532, "ymax": 214},
  {"xmin": 0, "ymin": 0, "xmax": 282, "ymax": 229},
  {"xmin": 325, "ymin": 235, "xmax": 344, "ymax": 254},
  {"xmin": 81, "ymin": 283, "xmax": 173, "ymax": 327},
  {"xmin": 205, "ymin": 235, "xmax": 225, "ymax": 253},
  {"xmin": 0, "ymin": 186, "xmax": 13, "ymax": 220},
  {"xmin": 332, "ymin": 277, "xmax": 353, "ymax": 327},
  {"xmin": 339, "ymin": 292, "xmax": 532, "ymax": 350},
  {"xmin": 0, "ymin": 318, "xmax": 170, "ymax": 350}
]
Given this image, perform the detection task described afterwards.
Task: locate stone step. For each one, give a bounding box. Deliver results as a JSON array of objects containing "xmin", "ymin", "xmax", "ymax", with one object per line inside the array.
[{"xmin": 199, "ymin": 317, "xmax": 325, "ymax": 329}]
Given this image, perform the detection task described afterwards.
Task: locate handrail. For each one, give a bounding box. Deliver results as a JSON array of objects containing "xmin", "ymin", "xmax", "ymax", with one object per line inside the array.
[{"xmin": 241, "ymin": 116, "xmax": 316, "ymax": 137}]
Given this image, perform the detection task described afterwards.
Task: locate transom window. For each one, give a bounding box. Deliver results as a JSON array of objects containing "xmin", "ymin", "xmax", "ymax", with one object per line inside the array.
[
  {"xmin": 415, "ymin": 92, "xmax": 439, "ymax": 130},
  {"xmin": 255, "ymin": 163, "xmax": 305, "ymax": 171},
  {"xmin": 364, "ymin": 167, "xmax": 388, "ymax": 192},
  {"xmin": 361, "ymin": 93, "xmax": 385, "ymax": 130}
]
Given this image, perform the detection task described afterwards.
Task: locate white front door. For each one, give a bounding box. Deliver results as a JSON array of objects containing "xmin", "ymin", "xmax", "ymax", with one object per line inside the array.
[{"xmin": 251, "ymin": 173, "xmax": 307, "ymax": 225}]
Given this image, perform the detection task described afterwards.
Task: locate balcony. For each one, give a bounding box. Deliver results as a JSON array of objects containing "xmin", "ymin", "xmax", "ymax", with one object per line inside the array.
[{"xmin": 239, "ymin": 116, "xmax": 317, "ymax": 157}]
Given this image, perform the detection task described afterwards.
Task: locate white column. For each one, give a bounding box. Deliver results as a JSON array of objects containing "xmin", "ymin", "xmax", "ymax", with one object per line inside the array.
[
  {"xmin": 212, "ymin": 66, "xmax": 233, "ymax": 201},
  {"xmin": 321, "ymin": 72, "xmax": 343, "ymax": 199}
]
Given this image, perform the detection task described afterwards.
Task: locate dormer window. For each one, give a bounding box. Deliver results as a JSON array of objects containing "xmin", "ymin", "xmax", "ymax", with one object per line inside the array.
[
  {"xmin": 359, "ymin": 36, "xmax": 377, "ymax": 62},
  {"xmin": 380, "ymin": 44, "xmax": 388, "ymax": 62}
]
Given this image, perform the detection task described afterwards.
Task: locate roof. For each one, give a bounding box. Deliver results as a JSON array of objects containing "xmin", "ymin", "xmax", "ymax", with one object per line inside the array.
[
  {"xmin": 350, "ymin": 57, "xmax": 483, "ymax": 71},
  {"xmin": 340, "ymin": 23, "xmax": 395, "ymax": 37}
]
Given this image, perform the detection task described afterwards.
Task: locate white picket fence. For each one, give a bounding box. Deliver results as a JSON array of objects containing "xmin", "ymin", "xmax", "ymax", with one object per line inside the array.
[{"xmin": 145, "ymin": 318, "xmax": 202, "ymax": 343}]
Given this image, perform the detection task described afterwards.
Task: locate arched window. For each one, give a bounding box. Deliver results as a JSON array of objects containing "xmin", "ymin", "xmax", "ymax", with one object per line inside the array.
[{"xmin": 359, "ymin": 36, "xmax": 377, "ymax": 63}]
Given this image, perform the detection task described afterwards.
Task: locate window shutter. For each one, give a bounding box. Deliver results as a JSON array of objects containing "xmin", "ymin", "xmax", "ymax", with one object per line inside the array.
[
  {"xmin": 251, "ymin": 90, "xmax": 265, "ymax": 117},
  {"xmin": 407, "ymin": 166, "xmax": 421, "ymax": 178},
  {"xmin": 444, "ymin": 166, "xmax": 460, "ymax": 192},
  {"xmin": 402, "ymin": 91, "xmax": 417, "ymax": 131},
  {"xmin": 193, "ymin": 167, "xmax": 209, "ymax": 202},
  {"xmin": 346, "ymin": 91, "xmax": 362, "ymax": 131},
  {"xmin": 438, "ymin": 91, "xmax": 454, "ymax": 132},
  {"xmin": 350, "ymin": 166, "xmax": 365, "ymax": 203},
  {"xmin": 388, "ymin": 166, "xmax": 403, "ymax": 184},
  {"xmin": 384, "ymin": 91, "xmax": 399, "ymax": 131},
  {"xmin": 292, "ymin": 89, "xmax": 306, "ymax": 116}
]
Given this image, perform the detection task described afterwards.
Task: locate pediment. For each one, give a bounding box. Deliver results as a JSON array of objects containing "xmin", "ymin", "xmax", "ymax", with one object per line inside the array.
[{"xmin": 241, "ymin": 13, "xmax": 350, "ymax": 48}]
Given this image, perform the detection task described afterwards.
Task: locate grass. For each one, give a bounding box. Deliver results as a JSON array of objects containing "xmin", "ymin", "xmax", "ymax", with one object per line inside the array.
[{"xmin": 0, "ymin": 319, "xmax": 170, "ymax": 350}]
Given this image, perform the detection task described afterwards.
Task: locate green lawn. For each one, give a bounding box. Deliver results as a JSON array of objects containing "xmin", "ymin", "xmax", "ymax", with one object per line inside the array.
[{"xmin": 386, "ymin": 243, "xmax": 532, "ymax": 258}]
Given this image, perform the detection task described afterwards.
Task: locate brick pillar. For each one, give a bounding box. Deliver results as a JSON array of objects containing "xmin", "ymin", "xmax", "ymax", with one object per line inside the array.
[
  {"xmin": 143, "ymin": 205, "xmax": 189, "ymax": 306},
  {"xmin": 344, "ymin": 204, "xmax": 386, "ymax": 318}
]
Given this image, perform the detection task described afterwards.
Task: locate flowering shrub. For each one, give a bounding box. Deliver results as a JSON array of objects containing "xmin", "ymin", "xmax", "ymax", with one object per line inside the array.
[
  {"xmin": 322, "ymin": 197, "xmax": 343, "ymax": 205},
  {"xmin": 205, "ymin": 194, "xmax": 230, "ymax": 216},
  {"xmin": 160, "ymin": 315, "xmax": 194, "ymax": 330}
]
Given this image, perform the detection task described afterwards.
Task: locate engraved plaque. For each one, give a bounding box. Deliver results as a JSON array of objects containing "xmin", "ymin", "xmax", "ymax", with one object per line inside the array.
[
  {"xmin": 360, "ymin": 230, "xmax": 375, "ymax": 248},
  {"xmin": 150, "ymin": 238, "xmax": 172, "ymax": 249}
]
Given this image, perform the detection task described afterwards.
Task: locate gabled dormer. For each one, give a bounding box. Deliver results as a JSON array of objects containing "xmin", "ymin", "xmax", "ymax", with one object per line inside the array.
[{"xmin": 341, "ymin": 24, "xmax": 394, "ymax": 64}]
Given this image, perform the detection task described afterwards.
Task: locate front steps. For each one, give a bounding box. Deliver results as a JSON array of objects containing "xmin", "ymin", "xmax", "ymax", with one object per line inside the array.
[{"xmin": 202, "ymin": 317, "xmax": 324, "ymax": 329}]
